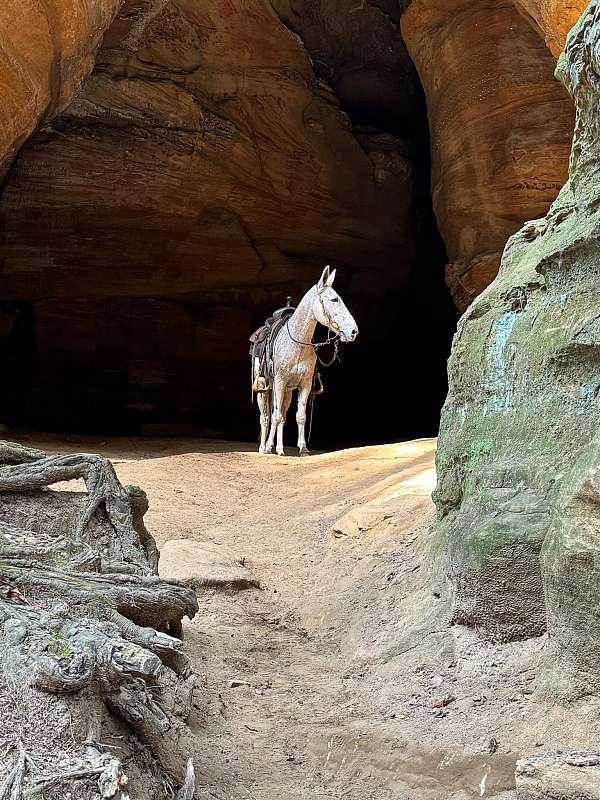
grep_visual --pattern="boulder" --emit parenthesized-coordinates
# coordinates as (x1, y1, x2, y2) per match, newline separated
(159, 539, 259, 591)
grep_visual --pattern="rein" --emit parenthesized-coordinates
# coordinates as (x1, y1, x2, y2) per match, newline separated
(285, 290, 341, 366)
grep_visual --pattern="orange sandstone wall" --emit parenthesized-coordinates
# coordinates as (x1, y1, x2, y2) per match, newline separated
(401, 0, 578, 310)
(513, 0, 588, 56)
(0, 0, 120, 176)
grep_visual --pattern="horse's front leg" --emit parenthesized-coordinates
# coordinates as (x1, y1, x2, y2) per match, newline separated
(297, 376, 313, 457)
(265, 377, 286, 455)
(257, 389, 270, 453)
(277, 389, 293, 456)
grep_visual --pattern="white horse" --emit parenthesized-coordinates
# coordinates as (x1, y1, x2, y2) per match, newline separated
(254, 266, 359, 456)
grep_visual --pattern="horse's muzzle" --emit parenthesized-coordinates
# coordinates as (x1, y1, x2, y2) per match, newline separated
(341, 328, 358, 343)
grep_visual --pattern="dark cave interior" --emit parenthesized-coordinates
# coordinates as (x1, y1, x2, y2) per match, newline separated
(0, 1, 459, 449)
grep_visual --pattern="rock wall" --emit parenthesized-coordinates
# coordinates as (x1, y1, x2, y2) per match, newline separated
(271, 0, 422, 135)
(0, 0, 451, 443)
(0, 0, 120, 177)
(401, 0, 581, 310)
(433, 1, 600, 697)
(514, 0, 588, 55)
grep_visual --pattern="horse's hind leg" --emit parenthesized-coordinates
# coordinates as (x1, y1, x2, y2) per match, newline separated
(265, 378, 286, 455)
(257, 389, 270, 453)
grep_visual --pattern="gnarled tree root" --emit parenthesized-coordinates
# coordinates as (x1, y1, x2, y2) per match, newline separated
(0, 440, 199, 799)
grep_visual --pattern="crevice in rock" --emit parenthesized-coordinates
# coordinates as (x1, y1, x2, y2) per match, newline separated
(268, 0, 458, 444)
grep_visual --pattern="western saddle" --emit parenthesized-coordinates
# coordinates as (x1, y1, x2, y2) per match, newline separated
(249, 298, 296, 393)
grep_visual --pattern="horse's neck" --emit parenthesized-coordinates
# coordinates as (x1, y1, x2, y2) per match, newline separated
(287, 288, 317, 345)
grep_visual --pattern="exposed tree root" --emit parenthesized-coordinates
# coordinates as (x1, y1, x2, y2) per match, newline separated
(0, 441, 199, 799)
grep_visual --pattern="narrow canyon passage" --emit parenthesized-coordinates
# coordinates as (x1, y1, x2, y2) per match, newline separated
(14, 432, 600, 799)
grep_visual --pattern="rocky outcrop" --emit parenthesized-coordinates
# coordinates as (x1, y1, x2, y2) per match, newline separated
(434, 2, 600, 697)
(401, 0, 577, 310)
(0, 0, 120, 177)
(0, 0, 446, 444)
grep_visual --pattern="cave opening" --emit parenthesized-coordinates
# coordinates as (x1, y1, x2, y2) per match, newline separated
(0, 1, 458, 449)
(296, 109, 458, 449)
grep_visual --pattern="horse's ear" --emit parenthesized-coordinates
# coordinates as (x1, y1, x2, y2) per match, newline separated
(326, 268, 336, 287)
(318, 265, 330, 290)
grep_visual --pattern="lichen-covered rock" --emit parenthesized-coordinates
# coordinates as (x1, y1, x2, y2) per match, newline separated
(515, 751, 600, 799)
(433, 1, 600, 690)
(401, 0, 576, 309)
(0, 0, 120, 177)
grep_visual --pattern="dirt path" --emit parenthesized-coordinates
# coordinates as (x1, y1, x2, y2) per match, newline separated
(11, 433, 600, 799)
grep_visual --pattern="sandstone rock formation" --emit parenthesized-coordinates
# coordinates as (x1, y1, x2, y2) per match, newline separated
(271, 0, 423, 135)
(434, 2, 600, 697)
(0, 0, 120, 178)
(159, 539, 259, 591)
(0, 439, 198, 797)
(514, 1, 588, 56)
(401, 0, 580, 310)
(0, 0, 449, 445)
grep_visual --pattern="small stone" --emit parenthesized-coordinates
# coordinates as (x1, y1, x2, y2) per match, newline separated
(229, 679, 251, 688)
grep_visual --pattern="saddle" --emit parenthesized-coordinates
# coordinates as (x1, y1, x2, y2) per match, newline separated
(249, 299, 296, 393)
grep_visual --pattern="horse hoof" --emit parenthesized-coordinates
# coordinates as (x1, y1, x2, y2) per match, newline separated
(299, 448, 310, 457)
(276, 450, 285, 457)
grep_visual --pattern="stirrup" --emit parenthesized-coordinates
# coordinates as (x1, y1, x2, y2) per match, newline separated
(312, 371, 324, 396)
(252, 376, 270, 393)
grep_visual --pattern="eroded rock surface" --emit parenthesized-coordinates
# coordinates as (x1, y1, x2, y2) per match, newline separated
(0, 0, 120, 177)
(401, 0, 576, 309)
(514, 0, 588, 56)
(433, 3, 600, 697)
(271, 0, 423, 135)
(159, 539, 259, 590)
(0, 0, 437, 443)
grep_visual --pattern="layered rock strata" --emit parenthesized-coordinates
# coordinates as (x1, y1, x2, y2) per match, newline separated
(0, 0, 120, 177)
(0, 0, 432, 443)
(401, 0, 579, 309)
(514, 0, 588, 56)
(434, 1, 600, 697)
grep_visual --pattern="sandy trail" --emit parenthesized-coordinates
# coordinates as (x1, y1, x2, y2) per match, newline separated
(10, 433, 600, 799)
(14, 433, 437, 798)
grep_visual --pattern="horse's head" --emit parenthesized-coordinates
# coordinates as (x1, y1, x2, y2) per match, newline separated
(313, 266, 359, 343)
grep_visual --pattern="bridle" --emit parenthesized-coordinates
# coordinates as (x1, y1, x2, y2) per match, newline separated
(285, 288, 341, 366)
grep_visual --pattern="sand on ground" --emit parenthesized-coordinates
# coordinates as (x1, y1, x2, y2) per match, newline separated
(10, 433, 600, 800)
